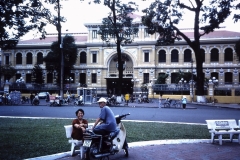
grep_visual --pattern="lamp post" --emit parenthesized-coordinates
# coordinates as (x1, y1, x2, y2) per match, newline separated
(32, 0, 64, 99)
(190, 58, 194, 102)
(209, 77, 218, 104)
(179, 78, 186, 97)
(151, 77, 157, 98)
(131, 77, 139, 102)
(16, 77, 25, 92)
(66, 77, 73, 92)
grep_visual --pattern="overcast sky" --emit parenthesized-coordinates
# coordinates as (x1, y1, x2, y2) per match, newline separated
(22, 0, 240, 39)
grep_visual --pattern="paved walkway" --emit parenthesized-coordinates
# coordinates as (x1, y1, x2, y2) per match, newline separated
(26, 101, 240, 160)
(28, 140, 240, 160)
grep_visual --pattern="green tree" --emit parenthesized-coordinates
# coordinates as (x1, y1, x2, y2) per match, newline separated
(0, 64, 17, 81)
(155, 73, 169, 84)
(235, 39, 240, 62)
(43, 35, 77, 85)
(0, 0, 59, 49)
(142, 0, 238, 98)
(93, 0, 138, 95)
(31, 64, 44, 88)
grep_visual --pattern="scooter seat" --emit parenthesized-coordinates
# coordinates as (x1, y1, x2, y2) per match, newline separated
(108, 128, 120, 140)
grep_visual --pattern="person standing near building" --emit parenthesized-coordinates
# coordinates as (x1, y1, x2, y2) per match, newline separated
(182, 96, 187, 109)
(30, 93, 34, 105)
(125, 93, 130, 106)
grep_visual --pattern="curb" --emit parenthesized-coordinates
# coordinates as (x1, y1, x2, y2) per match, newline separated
(25, 139, 240, 160)
(25, 139, 211, 160)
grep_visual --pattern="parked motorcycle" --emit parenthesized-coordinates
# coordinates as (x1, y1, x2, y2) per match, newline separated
(74, 99, 84, 106)
(32, 96, 40, 106)
(21, 96, 29, 104)
(82, 113, 130, 160)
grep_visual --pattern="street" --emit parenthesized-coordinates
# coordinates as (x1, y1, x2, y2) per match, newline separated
(0, 100, 239, 124)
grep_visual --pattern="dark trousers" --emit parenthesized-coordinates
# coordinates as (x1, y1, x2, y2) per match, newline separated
(182, 104, 186, 109)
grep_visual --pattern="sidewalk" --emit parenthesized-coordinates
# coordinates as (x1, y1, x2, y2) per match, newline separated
(95, 100, 240, 110)
(28, 139, 240, 160)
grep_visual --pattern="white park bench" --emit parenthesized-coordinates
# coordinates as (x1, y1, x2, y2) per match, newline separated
(64, 123, 94, 156)
(205, 119, 240, 145)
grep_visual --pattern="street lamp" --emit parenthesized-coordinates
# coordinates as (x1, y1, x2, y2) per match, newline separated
(66, 77, 73, 92)
(131, 77, 139, 101)
(209, 77, 218, 104)
(179, 78, 186, 97)
(16, 77, 25, 92)
(190, 58, 194, 102)
(150, 77, 157, 98)
(32, 0, 64, 99)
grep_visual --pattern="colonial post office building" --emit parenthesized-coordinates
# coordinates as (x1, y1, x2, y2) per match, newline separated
(1, 22, 240, 102)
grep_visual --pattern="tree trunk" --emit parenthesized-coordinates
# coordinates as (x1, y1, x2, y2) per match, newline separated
(192, 45, 204, 96)
(116, 40, 123, 96)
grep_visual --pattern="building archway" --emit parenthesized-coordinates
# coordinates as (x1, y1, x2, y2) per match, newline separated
(106, 53, 134, 96)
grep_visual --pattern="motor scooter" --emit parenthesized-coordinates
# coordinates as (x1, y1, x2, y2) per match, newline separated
(82, 113, 130, 160)
(32, 96, 40, 106)
(74, 99, 84, 105)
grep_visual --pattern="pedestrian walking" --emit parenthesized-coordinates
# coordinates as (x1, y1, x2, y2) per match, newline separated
(30, 93, 35, 105)
(125, 93, 130, 106)
(182, 96, 187, 109)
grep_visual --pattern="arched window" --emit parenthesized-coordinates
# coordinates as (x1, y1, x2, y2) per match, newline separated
(26, 52, 32, 64)
(16, 53, 22, 64)
(158, 50, 166, 63)
(171, 49, 178, 62)
(200, 49, 205, 62)
(210, 48, 219, 62)
(225, 72, 233, 84)
(224, 48, 233, 62)
(37, 52, 43, 64)
(80, 52, 87, 64)
(184, 49, 192, 62)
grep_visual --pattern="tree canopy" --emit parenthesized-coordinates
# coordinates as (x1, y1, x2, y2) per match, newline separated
(43, 35, 77, 84)
(142, 0, 239, 97)
(93, 0, 138, 95)
(0, 64, 17, 81)
(31, 64, 44, 85)
(0, 0, 66, 49)
(155, 73, 169, 84)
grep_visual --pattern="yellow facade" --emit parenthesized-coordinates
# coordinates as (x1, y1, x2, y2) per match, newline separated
(0, 27, 240, 97)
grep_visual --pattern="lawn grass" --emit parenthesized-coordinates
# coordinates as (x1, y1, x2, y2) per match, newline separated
(0, 118, 210, 160)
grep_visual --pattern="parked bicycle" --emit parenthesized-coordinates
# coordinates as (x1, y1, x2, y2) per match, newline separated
(163, 98, 182, 108)
(171, 100, 182, 108)
(206, 97, 218, 103)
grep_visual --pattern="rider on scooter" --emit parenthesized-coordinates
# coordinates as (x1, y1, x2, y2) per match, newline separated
(78, 95, 83, 105)
(92, 97, 118, 135)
